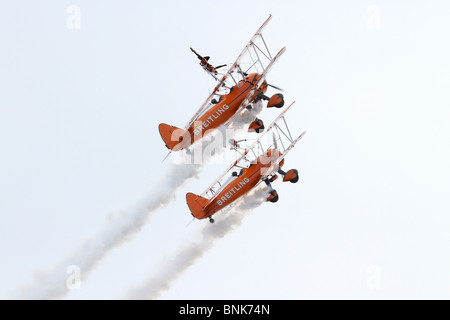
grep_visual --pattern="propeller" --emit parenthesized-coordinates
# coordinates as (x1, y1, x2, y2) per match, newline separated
(266, 83, 284, 92)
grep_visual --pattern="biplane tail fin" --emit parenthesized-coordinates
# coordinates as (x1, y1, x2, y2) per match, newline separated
(186, 192, 210, 220)
(158, 123, 190, 151)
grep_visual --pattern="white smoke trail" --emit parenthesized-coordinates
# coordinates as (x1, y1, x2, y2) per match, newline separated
(8, 132, 225, 300)
(229, 101, 263, 131)
(125, 186, 268, 300)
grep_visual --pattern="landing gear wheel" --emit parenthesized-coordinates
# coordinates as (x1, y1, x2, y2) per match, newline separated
(282, 169, 299, 183)
(267, 190, 279, 203)
(208, 217, 215, 224)
(248, 118, 265, 133)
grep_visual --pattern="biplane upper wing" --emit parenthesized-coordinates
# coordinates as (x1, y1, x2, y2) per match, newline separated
(183, 15, 274, 131)
(201, 101, 304, 199)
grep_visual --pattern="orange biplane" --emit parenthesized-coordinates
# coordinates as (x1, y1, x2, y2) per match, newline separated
(186, 102, 306, 223)
(159, 15, 286, 155)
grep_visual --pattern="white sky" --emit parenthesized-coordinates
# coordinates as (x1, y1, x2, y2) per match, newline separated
(1, 0, 450, 299)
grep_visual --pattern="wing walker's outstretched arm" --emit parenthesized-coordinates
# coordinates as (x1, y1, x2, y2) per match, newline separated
(190, 47, 225, 80)
(190, 47, 209, 61)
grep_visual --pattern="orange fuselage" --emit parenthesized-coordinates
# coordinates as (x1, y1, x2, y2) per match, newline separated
(188, 73, 267, 147)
